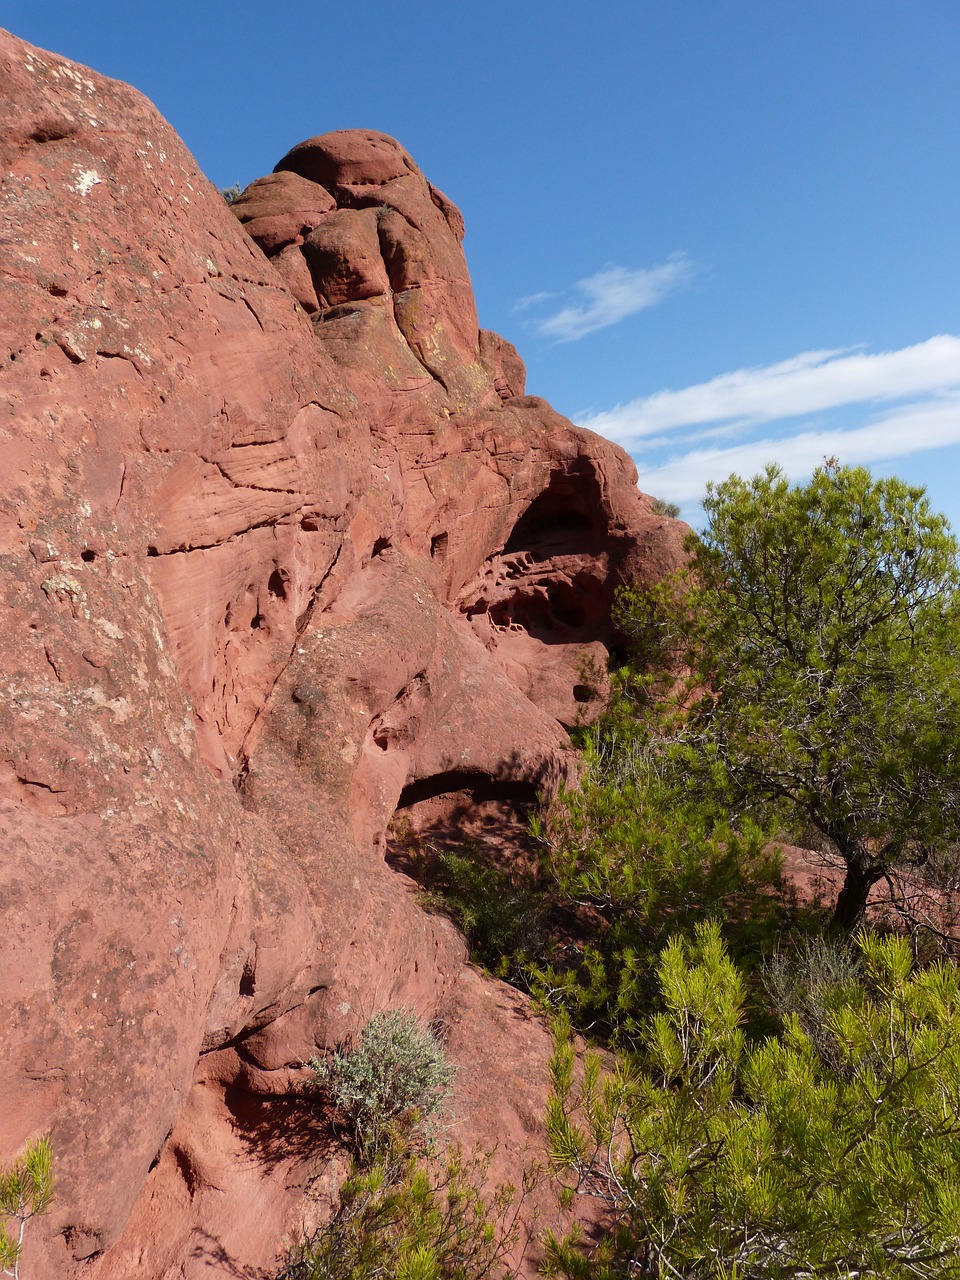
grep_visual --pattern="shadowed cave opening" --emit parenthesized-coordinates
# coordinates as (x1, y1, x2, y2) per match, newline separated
(503, 466, 607, 561)
(479, 577, 593, 643)
(459, 464, 615, 666)
(386, 768, 543, 882)
(394, 769, 540, 811)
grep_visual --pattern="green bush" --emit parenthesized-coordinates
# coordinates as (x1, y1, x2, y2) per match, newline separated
(528, 758, 791, 1047)
(402, 839, 548, 986)
(310, 1011, 455, 1158)
(397, 766, 793, 1049)
(278, 1143, 525, 1280)
(293, 1012, 532, 1279)
(544, 924, 960, 1278)
(648, 497, 680, 519)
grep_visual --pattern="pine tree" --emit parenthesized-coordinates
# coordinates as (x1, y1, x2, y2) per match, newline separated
(618, 463, 960, 930)
(545, 924, 960, 1278)
(0, 1137, 54, 1280)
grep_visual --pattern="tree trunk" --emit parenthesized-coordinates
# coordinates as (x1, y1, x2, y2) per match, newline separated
(832, 855, 884, 932)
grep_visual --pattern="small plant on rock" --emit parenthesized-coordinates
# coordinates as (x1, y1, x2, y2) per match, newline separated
(649, 497, 680, 519)
(310, 1010, 455, 1158)
(1, 1137, 54, 1280)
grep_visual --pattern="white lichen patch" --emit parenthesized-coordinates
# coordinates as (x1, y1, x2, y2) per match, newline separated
(95, 618, 124, 641)
(49, 61, 99, 94)
(73, 168, 103, 197)
(81, 687, 133, 722)
(42, 573, 84, 603)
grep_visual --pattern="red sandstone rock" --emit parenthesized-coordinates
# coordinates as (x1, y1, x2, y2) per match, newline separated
(228, 170, 336, 253)
(276, 130, 416, 190)
(0, 29, 686, 1279)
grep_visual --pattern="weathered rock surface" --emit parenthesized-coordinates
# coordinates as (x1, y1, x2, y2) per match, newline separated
(0, 29, 685, 1278)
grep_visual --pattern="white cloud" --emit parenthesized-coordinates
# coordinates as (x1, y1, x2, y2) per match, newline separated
(634, 391, 960, 505)
(583, 335, 960, 443)
(532, 253, 693, 342)
(512, 290, 558, 312)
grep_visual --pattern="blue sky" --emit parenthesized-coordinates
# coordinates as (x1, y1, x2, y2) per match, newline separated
(6, 1, 960, 528)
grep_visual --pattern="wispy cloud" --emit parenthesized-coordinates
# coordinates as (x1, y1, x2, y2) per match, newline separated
(574, 335, 960, 518)
(582, 335, 960, 443)
(635, 391, 960, 505)
(523, 253, 694, 343)
(512, 290, 558, 312)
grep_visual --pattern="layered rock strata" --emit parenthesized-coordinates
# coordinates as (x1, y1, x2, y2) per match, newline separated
(0, 29, 684, 1278)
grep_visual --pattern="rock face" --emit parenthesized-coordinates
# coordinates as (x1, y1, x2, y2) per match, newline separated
(0, 29, 685, 1279)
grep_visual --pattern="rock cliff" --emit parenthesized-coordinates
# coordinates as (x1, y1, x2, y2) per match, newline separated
(0, 29, 684, 1278)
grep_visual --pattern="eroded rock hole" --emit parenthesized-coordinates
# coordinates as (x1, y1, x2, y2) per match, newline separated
(172, 1145, 202, 1197)
(396, 769, 539, 811)
(430, 532, 449, 560)
(489, 583, 588, 643)
(239, 961, 256, 998)
(267, 569, 287, 601)
(551, 595, 586, 629)
(371, 537, 392, 557)
(80, 549, 96, 563)
(386, 769, 545, 901)
(502, 464, 608, 563)
(31, 121, 78, 144)
(505, 501, 596, 560)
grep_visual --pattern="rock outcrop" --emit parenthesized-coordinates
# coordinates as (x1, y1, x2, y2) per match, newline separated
(0, 29, 685, 1278)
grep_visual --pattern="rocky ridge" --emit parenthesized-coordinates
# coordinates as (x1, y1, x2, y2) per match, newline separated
(0, 29, 685, 1279)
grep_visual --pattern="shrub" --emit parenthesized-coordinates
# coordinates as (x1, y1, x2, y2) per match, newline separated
(529, 761, 790, 1047)
(0, 1136, 54, 1280)
(278, 1143, 525, 1280)
(310, 1011, 455, 1158)
(221, 183, 243, 204)
(648, 497, 680, 519)
(398, 761, 793, 1049)
(402, 839, 548, 986)
(544, 925, 960, 1278)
